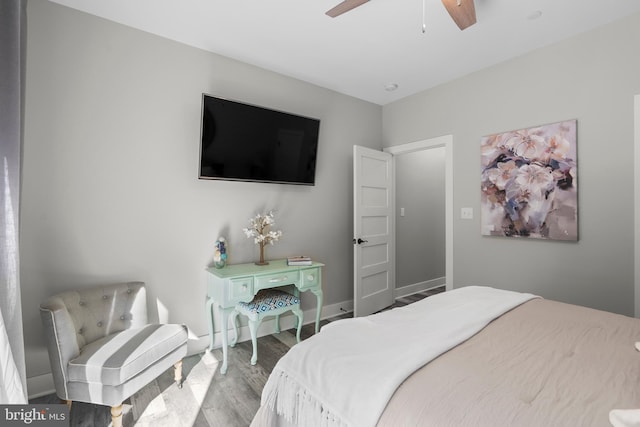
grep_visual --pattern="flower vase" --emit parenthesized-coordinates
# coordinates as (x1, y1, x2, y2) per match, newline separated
(255, 242, 269, 266)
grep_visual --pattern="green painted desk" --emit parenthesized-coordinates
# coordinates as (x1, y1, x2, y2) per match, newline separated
(205, 259, 324, 374)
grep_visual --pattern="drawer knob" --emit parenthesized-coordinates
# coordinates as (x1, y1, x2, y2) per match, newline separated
(307, 275, 315, 281)
(269, 276, 288, 283)
(242, 284, 248, 290)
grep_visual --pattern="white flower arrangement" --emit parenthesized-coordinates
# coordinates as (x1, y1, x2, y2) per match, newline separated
(243, 211, 282, 265)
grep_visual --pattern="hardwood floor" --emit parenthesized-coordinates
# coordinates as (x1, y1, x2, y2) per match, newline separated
(30, 286, 444, 426)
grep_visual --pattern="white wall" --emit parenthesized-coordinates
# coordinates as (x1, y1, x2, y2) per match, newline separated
(395, 148, 446, 289)
(22, 1, 382, 384)
(383, 12, 640, 315)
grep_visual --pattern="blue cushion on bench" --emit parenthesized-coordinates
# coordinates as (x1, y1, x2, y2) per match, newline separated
(237, 289, 300, 314)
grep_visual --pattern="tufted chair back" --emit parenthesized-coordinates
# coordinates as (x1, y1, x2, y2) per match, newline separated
(40, 282, 148, 399)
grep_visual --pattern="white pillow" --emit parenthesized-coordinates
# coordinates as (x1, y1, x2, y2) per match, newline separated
(610, 409, 640, 427)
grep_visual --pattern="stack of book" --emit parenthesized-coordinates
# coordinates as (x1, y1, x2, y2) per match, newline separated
(287, 256, 312, 266)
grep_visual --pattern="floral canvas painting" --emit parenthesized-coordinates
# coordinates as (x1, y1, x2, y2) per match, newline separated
(480, 119, 577, 241)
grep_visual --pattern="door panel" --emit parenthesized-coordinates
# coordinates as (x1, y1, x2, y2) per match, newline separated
(353, 145, 394, 317)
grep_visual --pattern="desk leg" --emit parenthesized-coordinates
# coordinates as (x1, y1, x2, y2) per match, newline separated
(220, 307, 233, 374)
(205, 297, 215, 351)
(292, 287, 300, 329)
(310, 288, 323, 334)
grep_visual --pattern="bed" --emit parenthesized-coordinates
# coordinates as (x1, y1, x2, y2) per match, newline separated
(250, 286, 640, 427)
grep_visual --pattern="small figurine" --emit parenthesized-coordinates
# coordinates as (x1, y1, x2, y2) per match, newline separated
(214, 237, 227, 268)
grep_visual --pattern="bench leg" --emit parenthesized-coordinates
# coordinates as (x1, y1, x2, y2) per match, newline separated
(274, 314, 281, 333)
(248, 319, 259, 365)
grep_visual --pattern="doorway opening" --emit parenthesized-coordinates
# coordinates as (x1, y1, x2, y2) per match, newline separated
(385, 135, 453, 293)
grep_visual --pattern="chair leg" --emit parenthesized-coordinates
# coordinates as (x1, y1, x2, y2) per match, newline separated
(111, 404, 123, 427)
(248, 319, 259, 365)
(174, 360, 183, 389)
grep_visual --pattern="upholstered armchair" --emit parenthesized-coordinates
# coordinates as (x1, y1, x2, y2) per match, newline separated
(39, 282, 188, 427)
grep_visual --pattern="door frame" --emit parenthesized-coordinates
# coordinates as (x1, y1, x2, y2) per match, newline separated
(634, 94, 639, 317)
(385, 134, 454, 291)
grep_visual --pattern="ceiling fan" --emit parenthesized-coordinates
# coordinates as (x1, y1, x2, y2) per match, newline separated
(325, 0, 477, 31)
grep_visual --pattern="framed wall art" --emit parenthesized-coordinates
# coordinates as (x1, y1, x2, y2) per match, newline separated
(480, 119, 578, 241)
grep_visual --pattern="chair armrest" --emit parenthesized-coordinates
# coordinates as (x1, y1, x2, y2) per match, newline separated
(40, 296, 81, 399)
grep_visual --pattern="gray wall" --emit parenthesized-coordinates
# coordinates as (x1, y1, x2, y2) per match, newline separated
(383, 12, 640, 315)
(395, 148, 446, 289)
(22, 1, 382, 381)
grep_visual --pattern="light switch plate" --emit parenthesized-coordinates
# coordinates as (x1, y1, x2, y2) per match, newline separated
(461, 207, 473, 219)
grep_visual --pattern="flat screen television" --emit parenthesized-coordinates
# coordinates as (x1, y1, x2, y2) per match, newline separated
(199, 94, 321, 185)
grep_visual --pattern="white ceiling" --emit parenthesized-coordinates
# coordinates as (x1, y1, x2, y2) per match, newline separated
(49, 0, 640, 105)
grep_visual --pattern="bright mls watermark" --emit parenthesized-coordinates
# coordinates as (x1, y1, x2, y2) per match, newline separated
(1, 405, 68, 426)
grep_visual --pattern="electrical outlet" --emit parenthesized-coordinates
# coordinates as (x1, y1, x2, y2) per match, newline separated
(461, 207, 473, 219)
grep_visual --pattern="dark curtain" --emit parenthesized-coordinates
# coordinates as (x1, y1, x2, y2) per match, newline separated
(0, 0, 27, 404)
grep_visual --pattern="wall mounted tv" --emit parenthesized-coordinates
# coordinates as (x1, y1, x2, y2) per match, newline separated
(199, 94, 321, 185)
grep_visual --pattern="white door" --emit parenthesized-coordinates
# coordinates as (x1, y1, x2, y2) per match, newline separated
(353, 145, 395, 317)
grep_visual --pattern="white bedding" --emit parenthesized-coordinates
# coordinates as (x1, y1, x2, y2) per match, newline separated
(256, 286, 538, 427)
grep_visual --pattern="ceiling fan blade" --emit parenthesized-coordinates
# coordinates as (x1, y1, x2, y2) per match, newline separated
(326, 0, 370, 18)
(441, 0, 476, 30)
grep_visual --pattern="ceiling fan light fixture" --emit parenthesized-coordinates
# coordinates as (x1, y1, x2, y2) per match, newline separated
(326, 0, 370, 18)
(441, 0, 476, 30)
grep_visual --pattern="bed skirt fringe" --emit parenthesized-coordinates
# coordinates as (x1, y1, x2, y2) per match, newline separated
(262, 369, 348, 427)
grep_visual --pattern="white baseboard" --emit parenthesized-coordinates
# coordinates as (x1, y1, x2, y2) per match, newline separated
(394, 277, 445, 299)
(319, 298, 354, 318)
(27, 372, 56, 400)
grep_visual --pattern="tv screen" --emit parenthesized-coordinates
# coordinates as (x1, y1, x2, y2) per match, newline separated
(199, 94, 320, 185)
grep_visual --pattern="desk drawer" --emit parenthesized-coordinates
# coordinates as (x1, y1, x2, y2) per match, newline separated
(229, 277, 254, 301)
(299, 267, 321, 290)
(255, 271, 297, 291)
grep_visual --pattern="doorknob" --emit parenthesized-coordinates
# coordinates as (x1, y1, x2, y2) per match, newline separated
(353, 238, 368, 245)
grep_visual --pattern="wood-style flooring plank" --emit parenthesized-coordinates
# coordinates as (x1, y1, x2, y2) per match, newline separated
(271, 328, 299, 348)
(131, 376, 164, 420)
